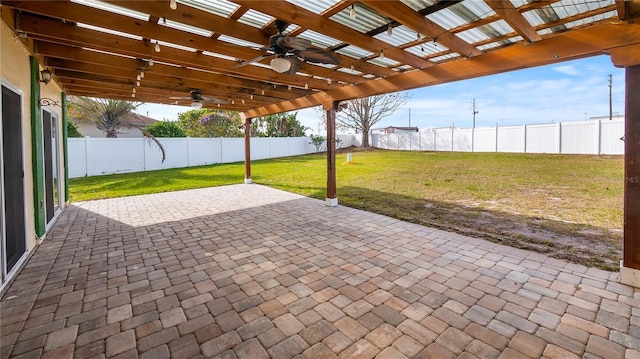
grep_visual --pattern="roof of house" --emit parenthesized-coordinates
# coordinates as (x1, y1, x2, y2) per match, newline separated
(125, 113, 159, 126)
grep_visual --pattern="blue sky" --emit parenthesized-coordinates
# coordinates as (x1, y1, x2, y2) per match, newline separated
(137, 55, 625, 133)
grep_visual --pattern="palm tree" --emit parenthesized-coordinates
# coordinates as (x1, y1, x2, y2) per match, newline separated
(69, 97, 166, 162)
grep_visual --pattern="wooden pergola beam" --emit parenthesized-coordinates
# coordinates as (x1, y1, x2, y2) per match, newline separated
(485, 0, 542, 43)
(233, 0, 433, 70)
(361, 0, 482, 58)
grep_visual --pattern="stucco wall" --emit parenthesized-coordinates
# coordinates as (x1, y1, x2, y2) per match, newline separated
(1, 23, 65, 254)
(2, 23, 37, 252)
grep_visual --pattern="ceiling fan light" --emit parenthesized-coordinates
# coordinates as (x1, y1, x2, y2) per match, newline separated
(191, 101, 203, 109)
(270, 57, 291, 73)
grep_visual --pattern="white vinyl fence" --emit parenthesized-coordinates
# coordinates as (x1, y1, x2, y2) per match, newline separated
(372, 118, 624, 155)
(68, 135, 357, 178)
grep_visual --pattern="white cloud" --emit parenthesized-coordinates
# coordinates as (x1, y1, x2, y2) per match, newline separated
(552, 65, 580, 76)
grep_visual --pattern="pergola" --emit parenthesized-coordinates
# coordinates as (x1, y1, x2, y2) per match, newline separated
(3, 0, 640, 284)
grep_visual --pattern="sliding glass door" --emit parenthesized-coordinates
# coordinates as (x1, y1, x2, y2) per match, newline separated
(1, 84, 26, 281)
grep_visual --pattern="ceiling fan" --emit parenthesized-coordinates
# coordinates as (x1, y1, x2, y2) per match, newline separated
(169, 89, 228, 109)
(234, 20, 340, 75)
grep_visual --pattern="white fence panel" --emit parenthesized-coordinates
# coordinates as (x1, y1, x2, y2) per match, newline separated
(220, 138, 244, 163)
(288, 137, 312, 156)
(403, 132, 420, 151)
(526, 124, 558, 153)
(337, 134, 352, 148)
(251, 138, 271, 160)
(68, 139, 88, 177)
(601, 120, 625, 155)
(145, 138, 188, 171)
(561, 121, 598, 154)
(474, 127, 496, 152)
(69, 136, 357, 178)
(397, 133, 412, 150)
(388, 134, 400, 150)
(419, 131, 436, 151)
(371, 119, 624, 156)
(352, 133, 363, 147)
(87, 138, 145, 176)
(188, 138, 220, 166)
(453, 129, 472, 152)
(497, 126, 524, 153)
(435, 129, 453, 151)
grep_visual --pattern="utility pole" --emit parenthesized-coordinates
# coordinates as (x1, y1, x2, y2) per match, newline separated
(609, 74, 613, 121)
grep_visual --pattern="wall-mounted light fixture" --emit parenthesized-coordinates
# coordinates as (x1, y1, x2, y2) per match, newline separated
(40, 69, 53, 85)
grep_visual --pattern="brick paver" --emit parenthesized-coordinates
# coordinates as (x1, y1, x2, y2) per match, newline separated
(1, 184, 639, 358)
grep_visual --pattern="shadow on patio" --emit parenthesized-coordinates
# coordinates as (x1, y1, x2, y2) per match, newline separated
(1, 184, 638, 358)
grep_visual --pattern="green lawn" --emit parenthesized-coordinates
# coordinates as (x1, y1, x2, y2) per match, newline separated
(70, 149, 624, 270)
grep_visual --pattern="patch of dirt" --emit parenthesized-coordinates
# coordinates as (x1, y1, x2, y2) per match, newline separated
(394, 202, 622, 271)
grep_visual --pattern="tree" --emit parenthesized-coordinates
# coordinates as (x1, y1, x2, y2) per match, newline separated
(69, 96, 165, 161)
(177, 109, 242, 138)
(335, 93, 409, 147)
(146, 121, 186, 137)
(309, 134, 326, 152)
(67, 120, 82, 138)
(251, 112, 307, 137)
(71, 97, 138, 138)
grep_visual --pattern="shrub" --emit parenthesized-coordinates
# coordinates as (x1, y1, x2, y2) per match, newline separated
(146, 121, 186, 137)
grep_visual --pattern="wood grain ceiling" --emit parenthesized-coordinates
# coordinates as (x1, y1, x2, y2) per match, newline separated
(2, 0, 639, 119)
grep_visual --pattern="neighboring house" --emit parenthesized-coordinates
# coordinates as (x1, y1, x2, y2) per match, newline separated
(373, 126, 419, 133)
(74, 112, 159, 138)
(1, 23, 67, 290)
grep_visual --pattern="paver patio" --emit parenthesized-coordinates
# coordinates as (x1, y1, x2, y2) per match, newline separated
(1, 184, 639, 359)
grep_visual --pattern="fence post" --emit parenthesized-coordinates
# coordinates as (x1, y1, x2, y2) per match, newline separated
(596, 119, 602, 155)
(84, 136, 90, 177)
(186, 137, 190, 167)
(142, 138, 147, 170)
(495, 124, 499, 152)
(557, 122, 562, 154)
(471, 127, 475, 153)
(523, 125, 527, 153)
(434, 129, 437, 151)
(451, 127, 454, 152)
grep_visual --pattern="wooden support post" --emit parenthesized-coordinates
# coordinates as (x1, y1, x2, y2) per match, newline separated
(243, 116, 252, 184)
(326, 103, 337, 206)
(621, 64, 640, 287)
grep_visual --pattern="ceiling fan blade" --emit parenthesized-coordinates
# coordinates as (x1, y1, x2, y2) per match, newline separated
(169, 96, 191, 100)
(277, 36, 311, 51)
(298, 48, 340, 65)
(286, 56, 302, 75)
(201, 97, 229, 105)
(233, 53, 275, 68)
